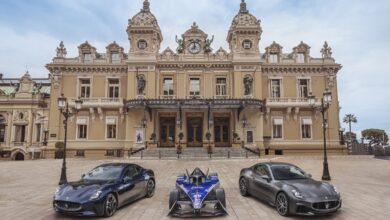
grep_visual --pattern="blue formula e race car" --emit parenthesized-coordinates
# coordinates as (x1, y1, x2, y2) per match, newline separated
(168, 167, 227, 217)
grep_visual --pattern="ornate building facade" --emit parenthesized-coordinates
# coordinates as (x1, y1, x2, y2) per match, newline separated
(44, 0, 344, 158)
(0, 72, 50, 160)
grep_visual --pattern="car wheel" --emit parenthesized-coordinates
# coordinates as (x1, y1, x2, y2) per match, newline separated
(239, 177, 249, 196)
(276, 192, 289, 216)
(103, 193, 118, 217)
(215, 188, 226, 209)
(145, 179, 155, 198)
(169, 189, 179, 210)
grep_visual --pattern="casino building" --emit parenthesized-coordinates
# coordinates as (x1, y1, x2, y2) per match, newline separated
(43, 0, 345, 158)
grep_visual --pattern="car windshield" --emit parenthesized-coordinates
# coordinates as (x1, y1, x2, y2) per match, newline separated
(83, 165, 123, 181)
(271, 164, 309, 180)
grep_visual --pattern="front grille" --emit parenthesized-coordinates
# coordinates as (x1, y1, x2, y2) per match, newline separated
(296, 205, 312, 214)
(312, 201, 339, 210)
(55, 200, 82, 211)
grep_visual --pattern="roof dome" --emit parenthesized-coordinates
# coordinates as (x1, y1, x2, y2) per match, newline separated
(128, 0, 160, 30)
(230, 0, 261, 30)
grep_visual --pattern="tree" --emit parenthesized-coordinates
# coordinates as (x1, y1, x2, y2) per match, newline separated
(361, 129, 388, 145)
(344, 131, 357, 142)
(343, 114, 357, 141)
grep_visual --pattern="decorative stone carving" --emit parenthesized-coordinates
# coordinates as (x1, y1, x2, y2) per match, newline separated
(56, 41, 67, 58)
(161, 47, 176, 60)
(106, 41, 124, 59)
(204, 35, 214, 53)
(78, 41, 96, 60)
(136, 73, 146, 95)
(175, 36, 185, 54)
(321, 41, 332, 58)
(50, 71, 61, 89)
(214, 47, 228, 60)
(243, 75, 253, 96)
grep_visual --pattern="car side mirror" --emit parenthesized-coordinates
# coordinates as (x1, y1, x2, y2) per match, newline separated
(122, 176, 132, 183)
(260, 175, 271, 182)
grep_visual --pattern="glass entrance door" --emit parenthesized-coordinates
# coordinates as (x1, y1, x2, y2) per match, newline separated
(187, 117, 203, 147)
(160, 117, 175, 147)
(214, 117, 230, 147)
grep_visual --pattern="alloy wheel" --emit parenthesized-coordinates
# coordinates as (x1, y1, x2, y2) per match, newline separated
(146, 180, 155, 197)
(276, 193, 288, 216)
(104, 194, 117, 217)
(239, 178, 248, 196)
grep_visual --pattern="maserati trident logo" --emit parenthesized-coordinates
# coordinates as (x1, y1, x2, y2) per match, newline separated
(66, 196, 70, 200)
(64, 203, 69, 209)
(325, 202, 330, 209)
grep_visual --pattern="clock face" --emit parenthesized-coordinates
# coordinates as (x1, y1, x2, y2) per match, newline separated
(188, 42, 201, 54)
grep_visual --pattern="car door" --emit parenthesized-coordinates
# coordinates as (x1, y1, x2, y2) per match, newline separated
(117, 165, 143, 205)
(251, 165, 274, 202)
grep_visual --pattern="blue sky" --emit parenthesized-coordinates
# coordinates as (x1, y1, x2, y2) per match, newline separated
(0, 0, 389, 136)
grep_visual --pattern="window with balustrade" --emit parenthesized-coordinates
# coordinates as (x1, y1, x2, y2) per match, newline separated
(298, 79, 310, 98)
(163, 77, 174, 96)
(189, 78, 200, 96)
(106, 117, 117, 139)
(108, 79, 119, 98)
(79, 79, 91, 98)
(216, 77, 227, 96)
(270, 79, 281, 98)
(76, 117, 88, 139)
(111, 53, 120, 64)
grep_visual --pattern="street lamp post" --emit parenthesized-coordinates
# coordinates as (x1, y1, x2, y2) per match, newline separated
(308, 89, 332, 181)
(58, 94, 83, 185)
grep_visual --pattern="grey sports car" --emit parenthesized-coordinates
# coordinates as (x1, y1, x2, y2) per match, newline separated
(239, 162, 341, 216)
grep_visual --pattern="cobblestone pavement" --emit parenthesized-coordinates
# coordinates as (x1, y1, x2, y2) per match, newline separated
(0, 155, 389, 220)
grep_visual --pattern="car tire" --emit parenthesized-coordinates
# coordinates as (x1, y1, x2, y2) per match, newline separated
(145, 179, 155, 198)
(276, 192, 289, 216)
(215, 188, 226, 209)
(103, 193, 118, 217)
(239, 177, 249, 196)
(169, 189, 179, 210)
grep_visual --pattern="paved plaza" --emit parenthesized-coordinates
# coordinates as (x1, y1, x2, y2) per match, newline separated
(0, 155, 389, 220)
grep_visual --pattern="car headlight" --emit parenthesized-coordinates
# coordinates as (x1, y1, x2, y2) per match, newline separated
(332, 186, 340, 195)
(291, 189, 303, 199)
(54, 187, 61, 196)
(89, 190, 102, 200)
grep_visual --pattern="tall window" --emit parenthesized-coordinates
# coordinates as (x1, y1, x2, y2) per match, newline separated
(106, 117, 117, 139)
(163, 77, 174, 96)
(216, 78, 227, 96)
(80, 79, 91, 98)
(296, 52, 305, 63)
(189, 78, 200, 96)
(83, 53, 92, 64)
(298, 79, 310, 98)
(35, 123, 41, 142)
(77, 118, 88, 139)
(246, 131, 254, 143)
(108, 79, 119, 98)
(270, 79, 281, 98)
(269, 53, 278, 63)
(111, 53, 120, 64)
(301, 118, 312, 139)
(272, 118, 283, 138)
(14, 125, 26, 142)
(0, 115, 6, 143)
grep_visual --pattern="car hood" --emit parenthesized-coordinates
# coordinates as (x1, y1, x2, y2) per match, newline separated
(280, 179, 337, 198)
(176, 180, 219, 210)
(56, 179, 113, 202)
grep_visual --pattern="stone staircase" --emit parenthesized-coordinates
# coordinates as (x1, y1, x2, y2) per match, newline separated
(129, 147, 260, 159)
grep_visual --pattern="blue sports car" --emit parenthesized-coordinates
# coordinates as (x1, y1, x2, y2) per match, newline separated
(53, 163, 155, 217)
(168, 167, 227, 217)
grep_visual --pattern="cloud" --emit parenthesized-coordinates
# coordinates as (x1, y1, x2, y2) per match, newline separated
(0, 0, 389, 135)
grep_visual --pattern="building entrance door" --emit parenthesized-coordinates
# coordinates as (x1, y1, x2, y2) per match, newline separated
(159, 117, 175, 147)
(214, 117, 230, 147)
(187, 117, 203, 147)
